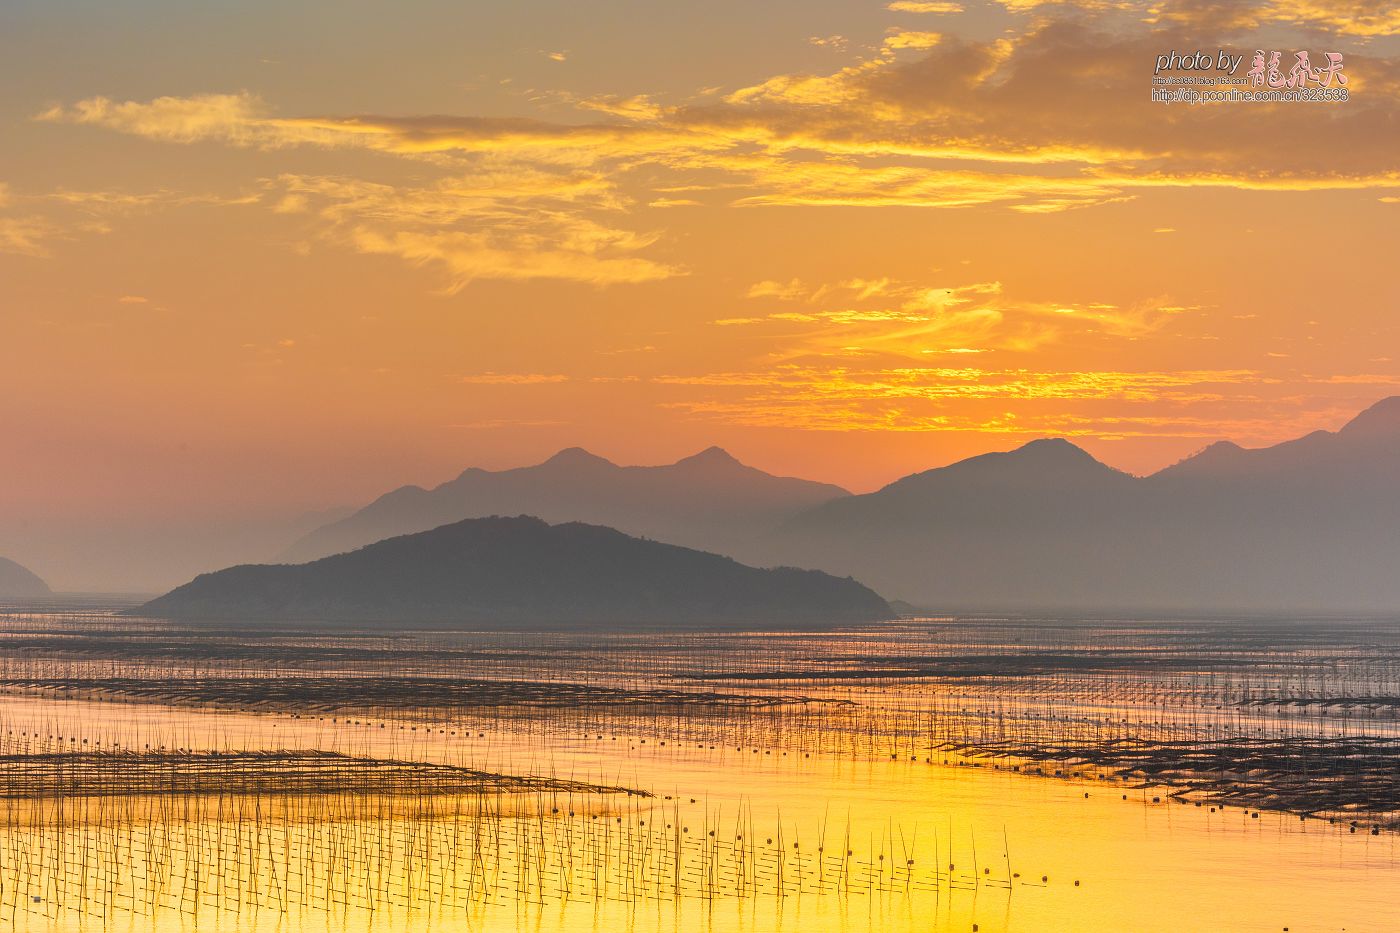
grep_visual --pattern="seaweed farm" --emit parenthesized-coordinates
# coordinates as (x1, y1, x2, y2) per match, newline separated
(0, 606, 1398, 931)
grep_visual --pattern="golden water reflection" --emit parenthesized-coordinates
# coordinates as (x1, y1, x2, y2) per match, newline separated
(0, 613, 1396, 932)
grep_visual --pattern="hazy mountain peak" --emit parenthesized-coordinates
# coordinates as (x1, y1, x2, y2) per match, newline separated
(979, 437, 1120, 477)
(870, 436, 1123, 502)
(674, 446, 742, 468)
(1155, 439, 1247, 476)
(540, 447, 615, 468)
(1015, 437, 1096, 461)
(1153, 397, 1400, 483)
(1339, 395, 1400, 437)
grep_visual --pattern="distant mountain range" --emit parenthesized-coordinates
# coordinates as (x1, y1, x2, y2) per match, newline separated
(760, 396, 1400, 613)
(144, 516, 889, 628)
(0, 557, 50, 598)
(266, 396, 1400, 614)
(279, 447, 848, 564)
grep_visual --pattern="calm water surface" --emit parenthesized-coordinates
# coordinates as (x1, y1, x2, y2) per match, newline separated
(0, 608, 1395, 932)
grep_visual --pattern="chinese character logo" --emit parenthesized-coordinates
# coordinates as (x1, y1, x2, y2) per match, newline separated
(1248, 50, 1346, 89)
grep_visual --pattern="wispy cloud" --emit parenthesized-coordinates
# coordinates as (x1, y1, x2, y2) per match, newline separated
(0, 180, 260, 259)
(270, 170, 678, 288)
(0, 216, 64, 257)
(730, 276, 1189, 362)
(455, 372, 570, 384)
(655, 364, 1271, 433)
(1150, 0, 1400, 36)
(883, 30, 943, 50)
(746, 279, 810, 300)
(887, 2, 965, 13)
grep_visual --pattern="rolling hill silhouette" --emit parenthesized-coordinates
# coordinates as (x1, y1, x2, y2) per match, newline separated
(760, 397, 1400, 613)
(279, 447, 847, 564)
(0, 557, 51, 598)
(145, 515, 889, 628)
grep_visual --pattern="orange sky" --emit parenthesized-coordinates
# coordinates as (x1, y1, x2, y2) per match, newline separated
(2, 0, 1399, 586)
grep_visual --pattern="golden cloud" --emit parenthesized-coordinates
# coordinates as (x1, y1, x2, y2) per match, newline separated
(455, 373, 571, 384)
(351, 227, 675, 289)
(1267, 0, 1400, 36)
(0, 216, 63, 258)
(270, 169, 678, 289)
(1151, 0, 1400, 36)
(883, 30, 944, 50)
(37, 93, 269, 145)
(887, 2, 965, 12)
(726, 276, 1192, 366)
(654, 364, 1272, 433)
(35, 9, 1400, 287)
(746, 279, 810, 300)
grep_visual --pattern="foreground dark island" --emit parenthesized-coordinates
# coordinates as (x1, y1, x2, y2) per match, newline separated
(137, 515, 890, 628)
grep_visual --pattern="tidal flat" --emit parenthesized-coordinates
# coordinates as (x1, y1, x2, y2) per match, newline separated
(0, 606, 1396, 932)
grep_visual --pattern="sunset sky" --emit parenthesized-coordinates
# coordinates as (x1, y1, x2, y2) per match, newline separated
(3, 0, 1398, 588)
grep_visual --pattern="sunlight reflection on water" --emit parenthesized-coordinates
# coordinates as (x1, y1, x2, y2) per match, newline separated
(0, 610, 1395, 932)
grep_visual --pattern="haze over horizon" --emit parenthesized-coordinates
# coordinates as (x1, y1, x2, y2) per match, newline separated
(7, 395, 1399, 594)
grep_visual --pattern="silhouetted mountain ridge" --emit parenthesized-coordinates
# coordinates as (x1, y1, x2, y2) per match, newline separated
(144, 516, 889, 628)
(280, 448, 848, 564)
(757, 396, 1400, 613)
(881, 437, 1132, 491)
(1340, 394, 1400, 436)
(269, 397, 1400, 614)
(1153, 398, 1400, 485)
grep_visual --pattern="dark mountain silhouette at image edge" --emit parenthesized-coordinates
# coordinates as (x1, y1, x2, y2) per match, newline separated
(140, 516, 890, 628)
(278, 447, 847, 564)
(0, 557, 50, 598)
(756, 396, 1400, 613)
